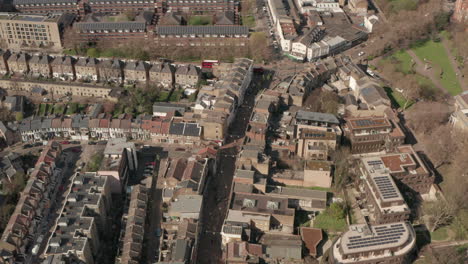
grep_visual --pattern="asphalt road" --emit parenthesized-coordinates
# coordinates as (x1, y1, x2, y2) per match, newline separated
(195, 78, 261, 264)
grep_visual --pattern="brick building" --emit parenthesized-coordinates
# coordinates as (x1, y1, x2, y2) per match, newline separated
(343, 116, 405, 154)
(359, 156, 410, 225)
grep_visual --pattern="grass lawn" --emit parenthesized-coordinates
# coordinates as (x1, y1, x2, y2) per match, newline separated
(38, 104, 47, 116)
(313, 212, 347, 232)
(156, 91, 170, 102)
(188, 16, 212, 25)
(392, 50, 414, 74)
(242, 15, 256, 28)
(384, 87, 413, 109)
(169, 89, 183, 102)
(44, 104, 52, 115)
(53, 104, 65, 115)
(412, 40, 462, 95)
(431, 227, 449, 241)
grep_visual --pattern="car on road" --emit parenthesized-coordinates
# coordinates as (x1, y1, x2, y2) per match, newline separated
(358, 51, 365, 57)
(23, 144, 33, 149)
(70, 141, 80, 144)
(61, 141, 70, 144)
(33, 142, 43, 147)
(155, 228, 162, 237)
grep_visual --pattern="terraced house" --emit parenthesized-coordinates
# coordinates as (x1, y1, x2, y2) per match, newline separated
(0, 49, 10, 74)
(124, 60, 149, 83)
(74, 20, 149, 42)
(74, 57, 100, 81)
(51, 55, 76, 79)
(0, 142, 63, 262)
(148, 62, 175, 87)
(15, 113, 204, 145)
(165, 0, 239, 13)
(154, 25, 249, 48)
(7, 52, 30, 74)
(28, 53, 52, 77)
(12, 0, 82, 15)
(175, 64, 200, 87)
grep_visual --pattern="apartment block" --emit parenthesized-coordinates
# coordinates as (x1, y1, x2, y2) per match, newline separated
(12, 0, 82, 15)
(359, 157, 410, 224)
(363, 145, 434, 194)
(296, 127, 337, 160)
(332, 222, 416, 264)
(0, 13, 75, 52)
(344, 116, 405, 154)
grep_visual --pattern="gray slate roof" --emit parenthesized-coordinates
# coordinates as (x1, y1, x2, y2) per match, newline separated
(156, 25, 249, 36)
(14, 0, 77, 4)
(75, 22, 146, 31)
(296, 110, 339, 124)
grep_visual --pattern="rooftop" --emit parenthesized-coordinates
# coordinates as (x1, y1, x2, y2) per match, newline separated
(336, 222, 415, 256)
(346, 116, 391, 130)
(296, 110, 339, 125)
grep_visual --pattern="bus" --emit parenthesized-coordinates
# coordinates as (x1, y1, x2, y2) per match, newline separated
(202, 60, 219, 69)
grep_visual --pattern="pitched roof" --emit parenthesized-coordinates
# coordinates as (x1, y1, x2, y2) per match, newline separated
(215, 11, 235, 25)
(75, 21, 146, 31)
(155, 25, 249, 36)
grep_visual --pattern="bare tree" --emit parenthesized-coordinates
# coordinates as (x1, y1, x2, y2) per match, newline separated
(423, 198, 455, 232)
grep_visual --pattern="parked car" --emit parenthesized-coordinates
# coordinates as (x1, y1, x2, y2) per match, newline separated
(61, 141, 70, 144)
(23, 144, 33, 149)
(71, 148, 81, 153)
(88, 141, 97, 145)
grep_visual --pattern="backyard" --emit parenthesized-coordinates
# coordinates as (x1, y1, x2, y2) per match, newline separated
(242, 15, 256, 28)
(188, 16, 212, 25)
(37, 103, 87, 116)
(312, 202, 348, 233)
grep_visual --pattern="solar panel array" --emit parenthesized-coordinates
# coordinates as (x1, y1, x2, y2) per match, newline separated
(354, 119, 377, 127)
(346, 224, 406, 250)
(367, 160, 383, 166)
(304, 132, 325, 138)
(373, 176, 399, 200)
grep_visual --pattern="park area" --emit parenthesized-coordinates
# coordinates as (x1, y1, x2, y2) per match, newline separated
(411, 39, 462, 95)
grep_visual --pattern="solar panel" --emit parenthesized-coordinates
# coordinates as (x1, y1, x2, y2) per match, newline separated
(373, 176, 400, 200)
(346, 224, 408, 250)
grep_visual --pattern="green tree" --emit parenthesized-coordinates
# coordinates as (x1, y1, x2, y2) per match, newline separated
(15, 112, 23, 121)
(86, 153, 104, 172)
(86, 48, 100, 58)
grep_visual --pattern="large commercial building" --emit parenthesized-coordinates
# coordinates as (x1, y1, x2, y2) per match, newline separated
(0, 13, 75, 52)
(332, 222, 416, 264)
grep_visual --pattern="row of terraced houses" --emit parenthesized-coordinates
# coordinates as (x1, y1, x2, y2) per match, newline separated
(0, 49, 201, 86)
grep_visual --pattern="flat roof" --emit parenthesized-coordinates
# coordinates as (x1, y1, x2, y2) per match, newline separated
(339, 222, 413, 254)
(346, 116, 391, 130)
(296, 110, 339, 124)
